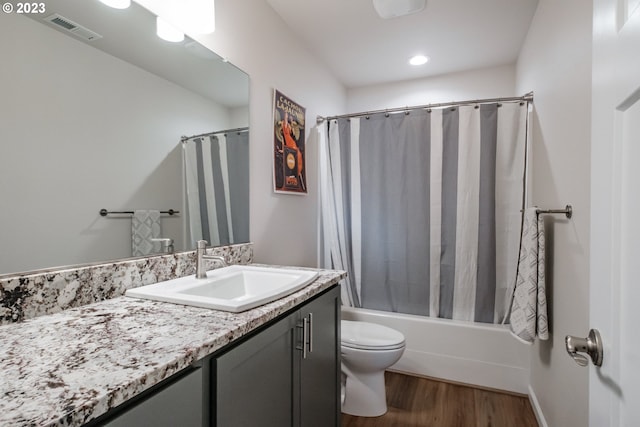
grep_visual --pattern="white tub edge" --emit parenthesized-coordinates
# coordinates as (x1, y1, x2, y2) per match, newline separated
(341, 306, 531, 394)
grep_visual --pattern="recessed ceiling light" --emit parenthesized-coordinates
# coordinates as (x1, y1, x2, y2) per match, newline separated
(409, 55, 429, 66)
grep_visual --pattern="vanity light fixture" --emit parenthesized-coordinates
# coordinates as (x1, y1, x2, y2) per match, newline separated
(98, 0, 131, 9)
(409, 55, 429, 66)
(156, 16, 185, 42)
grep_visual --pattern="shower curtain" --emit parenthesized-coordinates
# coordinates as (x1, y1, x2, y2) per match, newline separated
(183, 131, 249, 248)
(319, 102, 528, 324)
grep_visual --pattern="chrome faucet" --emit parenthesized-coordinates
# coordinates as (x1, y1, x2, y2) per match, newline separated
(195, 240, 227, 279)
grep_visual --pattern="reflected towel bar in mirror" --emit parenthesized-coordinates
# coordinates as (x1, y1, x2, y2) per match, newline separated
(520, 204, 572, 219)
(99, 209, 180, 216)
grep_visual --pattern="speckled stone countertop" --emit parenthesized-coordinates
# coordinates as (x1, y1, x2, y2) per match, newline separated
(0, 268, 345, 427)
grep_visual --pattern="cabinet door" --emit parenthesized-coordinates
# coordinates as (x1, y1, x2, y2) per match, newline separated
(102, 367, 203, 427)
(299, 287, 340, 427)
(214, 311, 299, 427)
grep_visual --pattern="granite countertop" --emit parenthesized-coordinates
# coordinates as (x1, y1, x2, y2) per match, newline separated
(0, 268, 345, 427)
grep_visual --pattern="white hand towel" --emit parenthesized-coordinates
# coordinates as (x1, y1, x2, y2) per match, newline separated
(132, 210, 161, 256)
(508, 207, 549, 344)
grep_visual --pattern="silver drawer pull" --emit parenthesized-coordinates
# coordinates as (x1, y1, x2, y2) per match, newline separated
(307, 313, 313, 354)
(297, 318, 309, 359)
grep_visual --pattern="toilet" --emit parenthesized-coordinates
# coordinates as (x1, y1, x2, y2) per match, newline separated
(340, 320, 406, 417)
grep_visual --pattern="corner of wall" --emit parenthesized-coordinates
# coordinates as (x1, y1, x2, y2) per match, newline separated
(528, 384, 550, 427)
(514, 1, 593, 426)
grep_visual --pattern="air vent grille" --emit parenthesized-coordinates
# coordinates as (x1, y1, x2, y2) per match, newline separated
(43, 14, 103, 42)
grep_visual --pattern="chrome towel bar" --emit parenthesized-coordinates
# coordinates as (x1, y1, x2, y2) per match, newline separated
(99, 209, 180, 217)
(521, 205, 572, 219)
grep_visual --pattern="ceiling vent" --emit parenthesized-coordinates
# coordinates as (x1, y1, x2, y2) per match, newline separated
(43, 14, 103, 42)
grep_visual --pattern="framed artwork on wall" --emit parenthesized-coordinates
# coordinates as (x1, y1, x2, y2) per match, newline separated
(273, 89, 307, 195)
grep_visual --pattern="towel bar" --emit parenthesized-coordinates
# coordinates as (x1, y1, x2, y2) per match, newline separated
(521, 205, 572, 219)
(99, 209, 180, 217)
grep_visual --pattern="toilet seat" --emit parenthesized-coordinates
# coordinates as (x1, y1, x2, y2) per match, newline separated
(342, 341, 405, 351)
(341, 320, 405, 351)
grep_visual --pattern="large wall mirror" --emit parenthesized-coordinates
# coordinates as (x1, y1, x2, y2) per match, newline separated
(0, 0, 250, 276)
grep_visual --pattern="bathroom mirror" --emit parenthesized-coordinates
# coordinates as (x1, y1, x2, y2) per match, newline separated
(0, 0, 250, 276)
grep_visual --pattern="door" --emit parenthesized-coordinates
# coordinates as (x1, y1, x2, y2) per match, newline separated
(299, 287, 341, 427)
(102, 367, 203, 427)
(591, 0, 640, 425)
(215, 311, 299, 427)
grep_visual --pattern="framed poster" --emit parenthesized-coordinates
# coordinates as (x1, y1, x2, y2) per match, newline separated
(273, 89, 307, 194)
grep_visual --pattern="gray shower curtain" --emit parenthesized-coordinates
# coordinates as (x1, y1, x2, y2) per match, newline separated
(183, 131, 249, 248)
(319, 102, 528, 324)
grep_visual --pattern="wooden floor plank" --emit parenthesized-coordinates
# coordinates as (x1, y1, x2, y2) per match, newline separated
(342, 372, 539, 427)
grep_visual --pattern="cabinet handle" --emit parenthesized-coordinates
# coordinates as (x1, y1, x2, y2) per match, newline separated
(297, 318, 309, 359)
(307, 313, 313, 354)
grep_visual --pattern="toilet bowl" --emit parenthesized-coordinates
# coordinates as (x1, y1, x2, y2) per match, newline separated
(341, 320, 406, 417)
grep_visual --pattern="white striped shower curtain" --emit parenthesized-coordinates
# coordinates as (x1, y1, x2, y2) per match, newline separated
(183, 132, 249, 248)
(319, 102, 528, 323)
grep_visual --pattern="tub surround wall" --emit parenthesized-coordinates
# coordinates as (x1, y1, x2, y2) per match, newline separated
(0, 267, 344, 427)
(0, 243, 253, 325)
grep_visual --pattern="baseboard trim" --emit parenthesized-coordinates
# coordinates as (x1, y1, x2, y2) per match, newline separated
(388, 369, 529, 397)
(528, 384, 548, 427)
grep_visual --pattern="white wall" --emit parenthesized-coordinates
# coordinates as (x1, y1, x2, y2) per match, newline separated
(0, 13, 231, 273)
(189, 0, 348, 267)
(347, 64, 517, 112)
(515, 1, 592, 426)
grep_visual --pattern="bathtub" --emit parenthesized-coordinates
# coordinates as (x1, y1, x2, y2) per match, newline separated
(341, 306, 531, 394)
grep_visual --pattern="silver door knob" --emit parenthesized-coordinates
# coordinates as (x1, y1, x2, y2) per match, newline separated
(565, 329, 603, 367)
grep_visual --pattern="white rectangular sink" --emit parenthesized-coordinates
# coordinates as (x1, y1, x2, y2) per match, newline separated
(125, 265, 319, 312)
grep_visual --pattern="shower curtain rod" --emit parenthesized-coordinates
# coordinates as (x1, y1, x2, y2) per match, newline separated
(316, 92, 533, 124)
(181, 126, 249, 142)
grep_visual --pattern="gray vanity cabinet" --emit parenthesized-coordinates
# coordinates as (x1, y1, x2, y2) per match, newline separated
(213, 286, 340, 427)
(90, 285, 339, 427)
(101, 366, 204, 427)
(299, 287, 341, 427)
(214, 310, 299, 426)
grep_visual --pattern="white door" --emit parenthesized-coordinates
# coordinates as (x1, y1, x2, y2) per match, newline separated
(590, 0, 640, 426)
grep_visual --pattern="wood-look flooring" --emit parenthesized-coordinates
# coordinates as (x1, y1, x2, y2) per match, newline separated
(342, 372, 539, 427)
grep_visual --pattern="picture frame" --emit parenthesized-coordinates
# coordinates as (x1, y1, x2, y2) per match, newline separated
(273, 89, 307, 195)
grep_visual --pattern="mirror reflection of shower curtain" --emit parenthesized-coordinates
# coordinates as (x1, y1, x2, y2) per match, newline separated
(183, 132, 249, 248)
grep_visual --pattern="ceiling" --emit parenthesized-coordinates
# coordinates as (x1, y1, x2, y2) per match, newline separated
(266, 0, 539, 88)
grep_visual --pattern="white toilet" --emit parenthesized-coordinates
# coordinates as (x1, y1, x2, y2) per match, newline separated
(340, 320, 406, 417)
